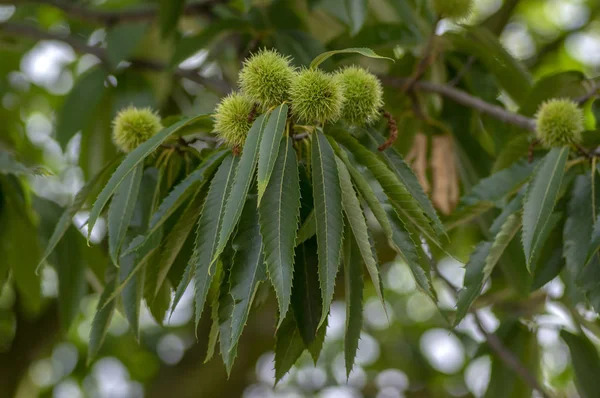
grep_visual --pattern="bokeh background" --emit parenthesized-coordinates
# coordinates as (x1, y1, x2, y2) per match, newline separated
(1, 0, 600, 397)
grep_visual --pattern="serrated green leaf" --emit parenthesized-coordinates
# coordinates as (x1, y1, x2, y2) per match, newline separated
(444, 201, 495, 231)
(148, 279, 171, 325)
(330, 129, 439, 246)
(330, 136, 434, 300)
(455, 241, 492, 325)
(87, 115, 209, 241)
(212, 114, 268, 267)
(204, 264, 223, 363)
(120, 250, 145, 339)
(307, 318, 327, 364)
(485, 214, 522, 277)
(456, 214, 521, 324)
(522, 147, 569, 270)
(126, 151, 226, 255)
(274, 313, 306, 383)
(258, 104, 288, 203)
(529, 212, 562, 274)
(56, 67, 107, 148)
(157, 187, 207, 298)
(387, 208, 436, 301)
(310, 47, 394, 69)
(291, 237, 322, 347)
(336, 156, 383, 303)
(490, 191, 525, 236)
(296, 209, 316, 246)
(343, 226, 363, 377)
(564, 176, 595, 279)
(312, 130, 344, 327)
(108, 162, 143, 266)
(229, 196, 266, 355)
(194, 155, 238, 328)
(259, 136, 300, 325)
(561, 331, 600, 398)
(217, 248, 236, 374)
(329, 138, 392, 238)
(363, 128, 444, 236)
(460, 159, 535, 207)
(170, 259, 193, 318)
(38, 157, 120, 271)
(88, 270, 117, 363)
(585, 216, 600, 267)
(118, 168, 162, 338)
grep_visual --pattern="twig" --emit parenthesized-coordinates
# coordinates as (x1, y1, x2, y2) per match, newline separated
(401, 17, 441, 92)
(430, 261, 553, 398)
(472, 314, 553, 398)
(378, 110, 398, 151)
(575, 80, 600, 105)
(0, 22, 231, 95)
(449, 56, 476, 86)
(528, 139, 540, 163)
(381, 76, 537, 131)
(6, 0, 220, 26)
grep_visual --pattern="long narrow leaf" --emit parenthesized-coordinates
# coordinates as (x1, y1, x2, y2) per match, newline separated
(312, 129, 344, 327)
(87, 115, 209, 241)
(310, 47, 393, 69)
(456, 214, 521, 324)
(336, 156, 383, 303)
(88, 271, 117, 363)
(108, 162, 143, 265)
(259, 136, 300, 325)
(229, 196, 266, 356)
(343, 226, 364, 377)
(522, 147, 569, 270)
(212, 114, 268, 267)
(363, 128, 444, 236)
(257, 104, 288, 203)
(330, 129, 439, 245)
(291, 237, 322, 348)
(194, 155, 238, 328)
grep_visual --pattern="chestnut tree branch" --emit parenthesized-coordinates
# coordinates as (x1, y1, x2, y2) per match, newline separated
(0, 22, 231, 95)
(381, 76, 537, 132)
(3, 0, 220, 25)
